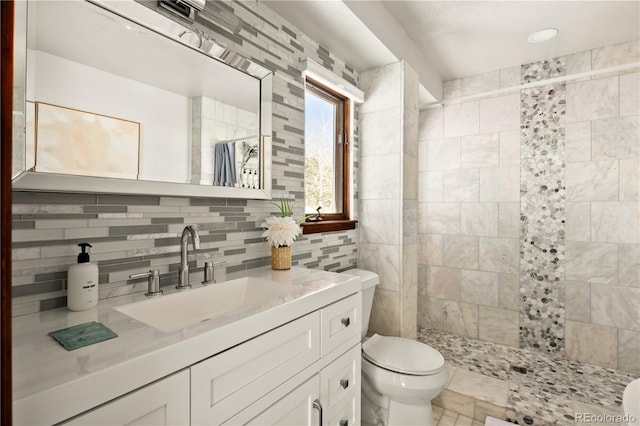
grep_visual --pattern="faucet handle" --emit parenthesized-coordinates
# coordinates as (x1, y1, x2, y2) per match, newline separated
(202, 261, 215, 285)
(129, 270, 163, 297)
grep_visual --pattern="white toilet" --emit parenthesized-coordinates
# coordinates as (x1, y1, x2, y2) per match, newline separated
(344, 269, 448, 426)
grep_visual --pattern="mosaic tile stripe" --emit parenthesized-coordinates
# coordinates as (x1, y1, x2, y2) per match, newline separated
(519, 57, 567, 353)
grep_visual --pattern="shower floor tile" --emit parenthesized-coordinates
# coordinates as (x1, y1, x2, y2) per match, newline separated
(419, 328, 636, 425)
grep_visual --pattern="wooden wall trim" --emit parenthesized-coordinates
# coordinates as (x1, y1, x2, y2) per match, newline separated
(1, 1, 14, 423)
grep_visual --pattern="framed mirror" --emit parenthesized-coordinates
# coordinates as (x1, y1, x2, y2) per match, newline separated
(12, 0, 272, 199)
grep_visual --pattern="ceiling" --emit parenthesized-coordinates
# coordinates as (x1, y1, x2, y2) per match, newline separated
(264, 1, 640, 101)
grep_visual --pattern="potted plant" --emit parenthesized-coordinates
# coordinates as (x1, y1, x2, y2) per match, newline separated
(261, 198, 303, 270)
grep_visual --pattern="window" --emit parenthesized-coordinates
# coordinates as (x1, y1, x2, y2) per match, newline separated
(302, 78, 356, 234)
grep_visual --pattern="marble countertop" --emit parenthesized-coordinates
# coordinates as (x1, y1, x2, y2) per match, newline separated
(13, 267, 360, 425)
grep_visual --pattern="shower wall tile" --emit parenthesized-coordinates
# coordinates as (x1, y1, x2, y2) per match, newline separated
(620, 159, 640, 201)
(618, 329, 640, 374)
(591, 39, 640, 70)
(359, 199, 400, 244)
(419, 107, 444, 140)
(359, 243, 400, 292)
(444, 101, 480, 137)
(591, 116, 639, 160)
(497, 202, 519, 238)
(426, 266, 461, 300)
(590, 201, 639, 243)
(461, 203, 499, 237)
(565, 281, 591, 322)
(402, 243, 418, 339)
(498, 273, 519, 311)
(359, 154, 401, 199)
(565, 320, 618, 369)
(403, 199, 418, 243)
(444, 79, 462, 100)
(404, 109, 419, 157)
(443, 235, 479, 269)
(620, 72, 640, 116)
(461, 71, 499, 97)
(591, 284, 640, 331)
(479, 94, 520, 134)
(420, 171, 444, 202)
(566, 202, 591, 242)
(404, 160, 420, 199)
(421, 296, 479, 338)
(460, 269, 499, 307)
(565, 122, 592, 162)
(460, 133, 500, 168)
(566, 50, 592, 76)
(426, 203, 461, 235)
(478, 307, 519, 347)
(499, 130, 520, 166)
(566, 76, 619, 123)
(478, 237, 519, 274)
(443, 169, 480, 202)
(566, 160, 619, 201)
(427, 138, 461, 170)
(479, 166, 520, 202)
(419, 233, 443, 266)
(359, 108, 401, 157)
(359, 62, 402, 113)
(565, 241, 618, 284)
(418, 42, 639, 368)
(369, 289, 400, 336)
(499, 66, 521, 89)
(618, 244, 640, 287)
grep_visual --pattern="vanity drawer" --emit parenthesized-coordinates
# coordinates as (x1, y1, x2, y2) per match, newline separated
(191, 311, 320, 425)
(320, 293, 361, 357)
(320, 344, 361, 419)
(325, 393, 358, 426)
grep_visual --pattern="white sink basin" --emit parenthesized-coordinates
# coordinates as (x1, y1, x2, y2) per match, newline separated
(623, 378, 640, 426)
(114, 276, 303, 333)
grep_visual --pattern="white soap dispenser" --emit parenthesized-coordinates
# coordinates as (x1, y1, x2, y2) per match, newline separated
(67, 243, 99, 311)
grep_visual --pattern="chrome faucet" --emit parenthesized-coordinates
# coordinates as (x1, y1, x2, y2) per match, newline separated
(177, 225, 200, 290)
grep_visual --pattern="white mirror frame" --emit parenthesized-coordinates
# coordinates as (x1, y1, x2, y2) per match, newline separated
(12, 0, 272, 200)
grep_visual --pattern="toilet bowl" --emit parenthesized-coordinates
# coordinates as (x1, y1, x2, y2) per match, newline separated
(343, 269, 448, 426)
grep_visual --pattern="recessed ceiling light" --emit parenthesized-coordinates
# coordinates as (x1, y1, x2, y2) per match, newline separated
(528, 28, 559, 43)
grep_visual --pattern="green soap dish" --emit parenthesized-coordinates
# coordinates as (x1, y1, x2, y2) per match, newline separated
(49, 321, 118, 351)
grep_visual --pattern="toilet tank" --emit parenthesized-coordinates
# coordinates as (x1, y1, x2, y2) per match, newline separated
(342, 269, 379, 340)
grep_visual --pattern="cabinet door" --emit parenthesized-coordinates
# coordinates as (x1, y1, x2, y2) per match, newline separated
(191, 311, 320, 425)
(63, 370, 189, 426)
(320, 345, 361, 426)
(244, 374, 320, 426)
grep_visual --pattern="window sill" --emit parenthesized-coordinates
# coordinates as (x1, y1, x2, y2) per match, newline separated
(301, 220, 357, 235)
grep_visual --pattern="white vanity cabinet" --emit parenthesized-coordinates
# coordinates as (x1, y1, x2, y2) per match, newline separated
(62, 370, 190, 425)
(215, 294, 362, 426)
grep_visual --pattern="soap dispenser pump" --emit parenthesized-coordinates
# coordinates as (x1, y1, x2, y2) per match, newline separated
(67, 243, 99, 311)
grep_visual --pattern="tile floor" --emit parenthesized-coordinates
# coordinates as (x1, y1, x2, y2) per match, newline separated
(418, 328, 637, 425)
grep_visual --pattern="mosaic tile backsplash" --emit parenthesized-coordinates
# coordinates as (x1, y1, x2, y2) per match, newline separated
(11, 0, 360, 316)
(418, 39, 640, 372)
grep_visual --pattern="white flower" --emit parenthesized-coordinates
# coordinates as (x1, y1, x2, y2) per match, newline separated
(261, 216, 301, 247)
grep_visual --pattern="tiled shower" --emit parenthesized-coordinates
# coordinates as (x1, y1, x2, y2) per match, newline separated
(418, 39, 639, 374)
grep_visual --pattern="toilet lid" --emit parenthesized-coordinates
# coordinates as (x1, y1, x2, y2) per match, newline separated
(362, 334, 445, 375)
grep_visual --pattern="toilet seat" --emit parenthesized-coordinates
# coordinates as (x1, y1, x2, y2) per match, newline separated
(362, 334, 446, 376)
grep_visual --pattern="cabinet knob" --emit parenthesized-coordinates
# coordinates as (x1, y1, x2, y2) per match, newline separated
(339, 378, 349, 389)
(339, 420, 348, 426)
(341, 317, 350, 327)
